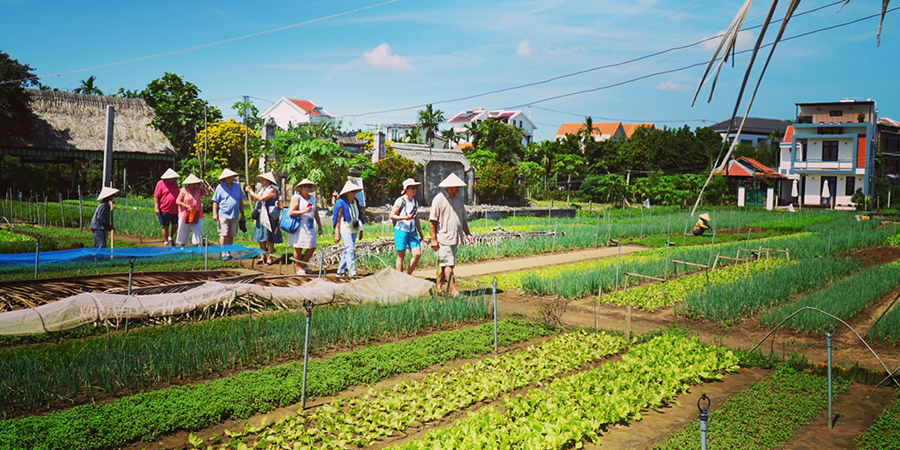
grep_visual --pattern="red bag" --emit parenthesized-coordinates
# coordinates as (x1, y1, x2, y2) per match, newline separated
(185, 209, 200, 224)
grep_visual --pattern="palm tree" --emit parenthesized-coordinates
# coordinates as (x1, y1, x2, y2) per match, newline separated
(403, 127, 422, 144)
(440, 128, 458, 149)
(463, 122, 480, 143)
(416, 104, 445, 147)
(74, 76, 103, 95)
(578, 116, 595, 146)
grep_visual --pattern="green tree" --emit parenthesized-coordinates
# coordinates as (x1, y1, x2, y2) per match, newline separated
(367, 154, 420, 206)
(0, 51, 39, 137)
(281, 139, 351, 203)
(114, 87, 140, 98)
(474, 161, 520, 204)
(74, 75, 103, 95)
(440, 128, 458, 149)
(470, 119, 524, 165)
(231, 99, 263, 129)
(416, 104, 445, 147)
(193, 119, 260, 176)
(140, 73, 222, 158)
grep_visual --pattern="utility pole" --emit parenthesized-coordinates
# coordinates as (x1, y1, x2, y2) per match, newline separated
(202, 106, 208, 181)
(243, 95, 250, 183)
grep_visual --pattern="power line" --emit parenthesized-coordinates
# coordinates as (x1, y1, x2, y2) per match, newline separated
(340, 1, 848, 118)
(0, 0, 401, 86)
(532, 106, 710, 124)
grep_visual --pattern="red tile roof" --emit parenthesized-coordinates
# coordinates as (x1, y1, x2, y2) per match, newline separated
(782, 125, 794, 143)
(717, 161, 753, 177)
(288, 99, 325, 116)
(717, 157, 784, 178)
(621, 123, 654, 138)
(555, 122, 622, 137)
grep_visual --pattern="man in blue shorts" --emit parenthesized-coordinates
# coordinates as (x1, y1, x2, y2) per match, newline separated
(390, 178, 423, 274)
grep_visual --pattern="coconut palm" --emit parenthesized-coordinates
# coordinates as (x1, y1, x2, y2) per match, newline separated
(74, 76, 103, 95)
(416, 104, 445, 147)
(440, 128, 458, 149)
(688, 0, 890, 216)
(578, 116, 595, 144)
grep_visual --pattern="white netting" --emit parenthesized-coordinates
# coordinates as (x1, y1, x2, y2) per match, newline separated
(0, 268, 434, 335)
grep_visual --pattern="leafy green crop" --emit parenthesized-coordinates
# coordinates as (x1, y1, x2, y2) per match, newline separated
(197, 330, 626, 449)
(396, 333, 739, 450)
(857, 389, 900, 449)
(652, 366, 850, 450)
(0, 320, 548, 450)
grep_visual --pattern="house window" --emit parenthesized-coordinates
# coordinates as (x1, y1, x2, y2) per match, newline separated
(741, 139, 752, 145)
(829, 111, 843, 117)
(798, 139, 808, 161)
(846, 177, 855, 196)
(823, 140, 839, 161)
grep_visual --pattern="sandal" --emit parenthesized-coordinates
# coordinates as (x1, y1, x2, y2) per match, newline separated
(256, 258, 266, 265)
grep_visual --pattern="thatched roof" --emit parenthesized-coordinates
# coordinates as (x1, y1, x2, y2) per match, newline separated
(0, 90, 175, 160)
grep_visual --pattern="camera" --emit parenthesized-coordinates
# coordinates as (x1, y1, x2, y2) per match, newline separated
(352, 220, 362, 229)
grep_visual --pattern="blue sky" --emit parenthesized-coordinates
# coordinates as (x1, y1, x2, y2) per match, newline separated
(2, 0, 898, 142)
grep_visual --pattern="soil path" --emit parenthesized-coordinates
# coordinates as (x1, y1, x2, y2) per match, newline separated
(410, 245, 645, 279)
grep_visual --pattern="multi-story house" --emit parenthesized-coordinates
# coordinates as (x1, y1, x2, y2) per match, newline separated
(260, 97, 334, 130)
(447, 107, 536, 146)
(778, 99, 877, 207)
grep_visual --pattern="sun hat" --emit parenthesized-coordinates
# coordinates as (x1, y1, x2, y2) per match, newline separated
(295, 178, 317, 190)
(160, 168, 179, 180)
(339, 180, 363, 197)
(257, 172, 277, 185)
(97, 186, 120, 201)
(182, 174, 202, 185)
(401, 178, 421, 192)
(699, 213, 710, 221)
(219, 168, 239, 180)
(438, 173, 467, 188)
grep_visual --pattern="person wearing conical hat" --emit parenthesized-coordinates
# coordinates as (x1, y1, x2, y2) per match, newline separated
(211, 168, 245, 259)
(429, 173, 473, 297)
(245, 172, 283, 265)
(175, 174, 209, 246)
(390, 178, 423, 274)
(692, 213, 713, 236)
(90, 187, 119, 248)
(153, 168, 180, 246)
(333, 180, 365, 276)
(285, 178, 322, 274)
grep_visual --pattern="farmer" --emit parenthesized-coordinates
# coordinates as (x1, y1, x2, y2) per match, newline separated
(286, 178, 322, 274)
(390, 178, 423, 274)
(245, 172, 282, 265)
(153, 168, 180, 246)
(333, 180, 365, 276)
(211, 168, 245, 260)
(175, 174, 209, 246)
(429, 173, 474, 297)
(692, 213, 713, 236)
(90, 187, 119, 248)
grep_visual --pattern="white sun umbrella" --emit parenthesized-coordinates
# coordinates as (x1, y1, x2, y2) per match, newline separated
(791, 179, 799, 198)
(821, 180, 831, 199)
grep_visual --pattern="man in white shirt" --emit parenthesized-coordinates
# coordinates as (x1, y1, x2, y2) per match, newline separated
(429, 173, 474, 297)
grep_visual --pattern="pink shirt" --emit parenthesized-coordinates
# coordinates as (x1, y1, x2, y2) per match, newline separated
(176, 187, 205, 222)
(154, 180, 179, 214)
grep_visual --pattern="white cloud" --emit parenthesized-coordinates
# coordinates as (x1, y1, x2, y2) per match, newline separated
(702, 29, 754, 51)
(516, 39, 536, 56)
(362, 43, 413, 71)
(656, 80, 692, 91)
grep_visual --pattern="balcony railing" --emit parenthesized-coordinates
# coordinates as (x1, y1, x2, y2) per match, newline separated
(792, 158, 857, 172)
(796, 113, 870, 124)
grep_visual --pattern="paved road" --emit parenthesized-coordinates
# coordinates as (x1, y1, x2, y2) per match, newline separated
(411, 245, 645, 280)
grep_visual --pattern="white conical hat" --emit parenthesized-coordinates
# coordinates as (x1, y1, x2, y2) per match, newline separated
(339, 180, 363, 197)
(160, 168, 179, 180)
(438, 173, 467, 188)
(257, 172, 277, 185)
(699, 213, 710, 221)
(295, 178, 317, 189)
(182, 174, 202, 185)
(97, 187, 120, 201)
(218, 168, 239, 180)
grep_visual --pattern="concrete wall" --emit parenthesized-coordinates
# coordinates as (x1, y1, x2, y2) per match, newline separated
(422, 160, 468, 205)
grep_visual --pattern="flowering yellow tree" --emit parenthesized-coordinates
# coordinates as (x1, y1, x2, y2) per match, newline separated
(193, 119, 259, 171)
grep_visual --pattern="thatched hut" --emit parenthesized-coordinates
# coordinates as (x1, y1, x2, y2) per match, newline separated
(0, 90, 175, 195)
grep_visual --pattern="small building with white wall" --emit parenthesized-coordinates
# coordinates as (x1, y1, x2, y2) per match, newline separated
(260, 97, 334, 130)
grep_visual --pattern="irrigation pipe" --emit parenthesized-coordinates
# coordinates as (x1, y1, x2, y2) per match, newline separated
(748, 306, 900, 389)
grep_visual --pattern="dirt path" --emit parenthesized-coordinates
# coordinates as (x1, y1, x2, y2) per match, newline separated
(411, 245, 646, 279)
(784, 383, 895, 450)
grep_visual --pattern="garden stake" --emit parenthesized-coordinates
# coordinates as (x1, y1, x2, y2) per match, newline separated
(551, 218, 558, 252)
(708, 230, 716, 267)
(682, 218, 689, 248)
(640, 208, 644, 236)
(594, 213, 601, 247)
(827, 228, 833, 254)
(847, 226, 853, 251)
(318, 246, 324, 278)
(595, 285, 601, 332)
(204, 234, 209, 271)
(746, 226, 751, 246)
(492, 276, 498, 353)
(33, 236, 40, 279)
(625, 305, 631, 341)
(609, 239, 621, 289)
(824, 323, 835, 429)
(667, 212, 671, 235)
(664, 237, 671, 277)
(698, 393, 710, 450)
(301, 299, 314, 410)
(127, 256, 135, 295)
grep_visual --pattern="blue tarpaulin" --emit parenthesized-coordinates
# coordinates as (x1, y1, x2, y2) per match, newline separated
(0, 245, 265, 266)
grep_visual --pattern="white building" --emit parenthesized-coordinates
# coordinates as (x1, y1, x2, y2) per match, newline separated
(778, 99, 877, 208)
(260, 97, 334, 130)
(447, 108, 536, 146)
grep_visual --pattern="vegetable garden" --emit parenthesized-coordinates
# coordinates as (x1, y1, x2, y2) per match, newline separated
(2, 204, 900, 449)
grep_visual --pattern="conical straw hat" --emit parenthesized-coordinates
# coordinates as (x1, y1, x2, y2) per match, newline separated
(218, 168, 239, 180)
(97, 187, 120, 201)
(295, 178, 317, 190)
(699, 213, 710, 221)
(438, 173, 466, 188)
(160, 168, 179, 180)
(339, 180, 363, 197)
(257, 172, 277, 185)
(182, 174, 202, 185)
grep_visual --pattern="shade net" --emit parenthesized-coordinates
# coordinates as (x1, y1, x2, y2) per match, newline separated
(0, 268, 435, 335)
